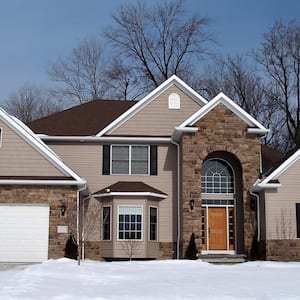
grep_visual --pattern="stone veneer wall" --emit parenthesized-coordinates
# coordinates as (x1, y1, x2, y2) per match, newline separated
(0, 185, 77, 259)
(159, 242, 177, 259)
(181, 103, 262, 257)
(266, 240, 300, 261)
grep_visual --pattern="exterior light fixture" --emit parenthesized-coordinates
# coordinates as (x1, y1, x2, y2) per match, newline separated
(59, 204, 67, 216)
(189, 199, 195, 211)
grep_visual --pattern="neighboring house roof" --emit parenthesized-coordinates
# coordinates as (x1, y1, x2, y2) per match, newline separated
(93, 181, 167, 199)
(0, 108, 85, 186)
(28, 99, 136, 136)
(261, 145, 285, 174)
(178, 92, 268, 134)
(97, 75, 208, 137)
(253, 148, 300, 190)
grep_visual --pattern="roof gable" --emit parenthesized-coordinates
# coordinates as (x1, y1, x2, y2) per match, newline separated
(0, 108, 85, 185)
(97, 75, 208, 137)
(178, 92, 268, 134)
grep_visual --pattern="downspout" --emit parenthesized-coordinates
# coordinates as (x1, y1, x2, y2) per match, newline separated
(249, 188, 260, 242)
(171, 138, 181, 259)
(77, 182, 87, 266)
(81, 193, 92, 260)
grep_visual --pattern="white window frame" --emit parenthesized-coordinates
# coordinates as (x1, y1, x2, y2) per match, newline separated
(117, 205, 143, 241)
(201, 158, 235, 194)
(148, 206, 158, 241)
(110, 145, 150, 175)
(102, 205, 112, 241)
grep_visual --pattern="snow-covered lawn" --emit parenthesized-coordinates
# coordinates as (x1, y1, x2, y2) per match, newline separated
(0, 259, 299, 300)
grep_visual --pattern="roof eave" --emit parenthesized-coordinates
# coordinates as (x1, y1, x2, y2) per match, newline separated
(93, 191, 167, 199)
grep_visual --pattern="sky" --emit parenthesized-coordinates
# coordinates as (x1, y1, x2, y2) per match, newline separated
(0, 0, 299, 103)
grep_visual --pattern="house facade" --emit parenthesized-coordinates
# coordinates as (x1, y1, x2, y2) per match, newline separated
(1, 75, 299, 262)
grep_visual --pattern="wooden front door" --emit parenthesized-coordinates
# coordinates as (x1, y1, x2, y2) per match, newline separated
(208, 208, 227, 250)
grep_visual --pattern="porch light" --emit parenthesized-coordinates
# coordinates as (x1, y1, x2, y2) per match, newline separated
(189, 199, 195, 211)
(59, 204, 67, 216)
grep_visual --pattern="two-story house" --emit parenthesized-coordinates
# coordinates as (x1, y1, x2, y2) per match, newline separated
(0, 75, 299, 262)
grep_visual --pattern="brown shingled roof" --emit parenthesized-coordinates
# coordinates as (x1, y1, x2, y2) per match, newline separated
(94, 181, 167, 197)
(27, 99, 137, 136)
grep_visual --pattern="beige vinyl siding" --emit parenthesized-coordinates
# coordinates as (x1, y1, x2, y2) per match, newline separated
(264, 158, 300, 240)
(0, 121, 63, 177)
(50, 143, 178, 243)
(113, 85, 202, 136)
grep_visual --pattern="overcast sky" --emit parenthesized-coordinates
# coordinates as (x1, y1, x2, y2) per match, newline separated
(0, 0, 299, 103)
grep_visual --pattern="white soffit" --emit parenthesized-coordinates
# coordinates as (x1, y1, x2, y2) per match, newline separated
(96, 75, 208, 136)
(179, 92, 268, 133)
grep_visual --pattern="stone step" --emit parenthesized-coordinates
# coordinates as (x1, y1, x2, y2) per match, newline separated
(200, 254, 246, 264)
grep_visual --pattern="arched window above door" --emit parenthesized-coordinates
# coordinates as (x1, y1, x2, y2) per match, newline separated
(201, 159, 234, 194)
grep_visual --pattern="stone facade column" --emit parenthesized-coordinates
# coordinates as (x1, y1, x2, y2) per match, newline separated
(181, 103, 262, 258)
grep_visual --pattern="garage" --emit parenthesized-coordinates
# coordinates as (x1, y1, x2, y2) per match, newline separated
(0, 204, 49, 263)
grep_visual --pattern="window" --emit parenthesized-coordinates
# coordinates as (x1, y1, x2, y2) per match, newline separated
(118, 206, 142, 240)
(103, 144, 157, 176)
(149, 207, 158, 241)
(201, 159, 234, 193)
(102, 206, 111, 240)
(111, 145, 149, 175)
(296, 204, 300, 238)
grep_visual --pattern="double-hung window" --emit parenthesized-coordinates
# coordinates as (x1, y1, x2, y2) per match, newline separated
(149, 207, 158, 241)
(118, 206, 143, 240)
(102, 206, 111, 240)
(111, 145, 149, 175)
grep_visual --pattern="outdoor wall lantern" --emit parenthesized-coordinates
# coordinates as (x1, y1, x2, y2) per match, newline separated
(59, 204, 67, 216)
(189, 199, 195, 211)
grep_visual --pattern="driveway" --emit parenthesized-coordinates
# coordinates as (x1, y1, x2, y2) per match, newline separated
(0, 263, 33, 271)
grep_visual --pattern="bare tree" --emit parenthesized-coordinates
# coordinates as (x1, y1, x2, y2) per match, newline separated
(48, 38, 109, 104)
(198, 54, 285, 149)
(254, 19, 300, 150)
(120, 239, 141, 261)
(4, 83, 61, 123)
(105, 58, 143, 100)
(105, 0, 213, 92)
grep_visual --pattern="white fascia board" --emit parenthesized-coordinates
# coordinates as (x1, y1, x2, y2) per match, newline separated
(172, 127, 198, 142)
(252, 182, 282, 192)
(93, 192, 167, 199)
(96, 75, 207, 137)
(247, 128, 270, 135)
(0, 179, 86, 186)
(39, 135, 171, 143)
(179, 92, 268, 133)
(260, 149, 300, 185)
(0, 108, 85, 185)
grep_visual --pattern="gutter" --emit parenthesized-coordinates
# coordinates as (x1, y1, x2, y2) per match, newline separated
(38, 135, 171, 143)
(0, 180, 86, 186)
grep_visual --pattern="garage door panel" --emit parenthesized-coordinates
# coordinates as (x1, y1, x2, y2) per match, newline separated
(0, 205, 49, 262)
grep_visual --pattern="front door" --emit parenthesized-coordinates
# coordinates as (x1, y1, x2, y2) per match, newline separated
(209, 208, 227, 250)
(201, 206, 235, 252)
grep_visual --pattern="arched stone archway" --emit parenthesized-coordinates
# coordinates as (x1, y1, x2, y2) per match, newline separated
(200, 152, 244, 254)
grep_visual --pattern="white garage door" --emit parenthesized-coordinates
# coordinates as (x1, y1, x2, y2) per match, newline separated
(0, 204, 49, 262)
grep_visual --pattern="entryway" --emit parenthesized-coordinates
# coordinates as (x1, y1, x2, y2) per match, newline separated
(201, 203, 235, 253)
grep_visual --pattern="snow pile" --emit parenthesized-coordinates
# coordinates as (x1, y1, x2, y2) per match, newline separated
(0, 259, 299, 299)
